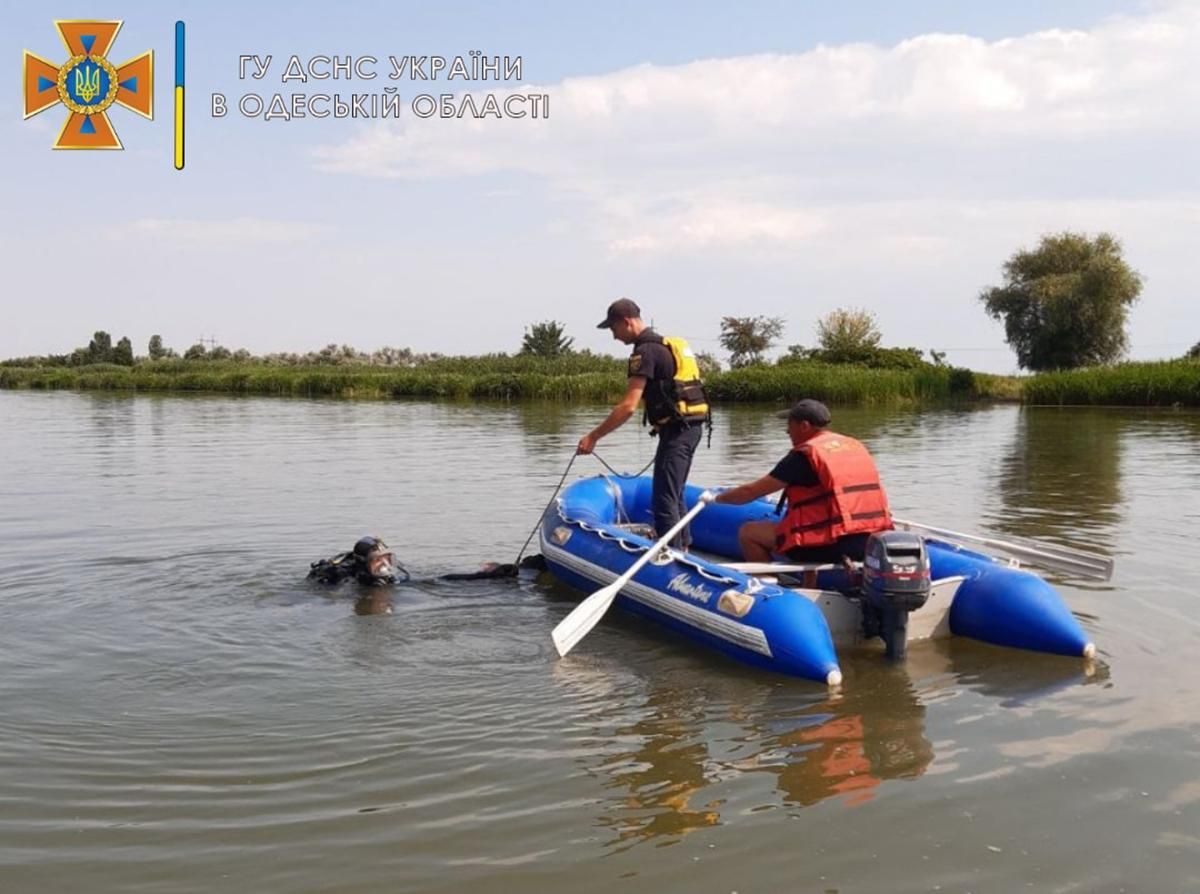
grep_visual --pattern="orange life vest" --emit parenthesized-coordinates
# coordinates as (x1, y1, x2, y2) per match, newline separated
(775, 430, 892, 552)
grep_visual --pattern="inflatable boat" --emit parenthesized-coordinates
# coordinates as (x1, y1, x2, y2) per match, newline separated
(540, 476, 1104, 686)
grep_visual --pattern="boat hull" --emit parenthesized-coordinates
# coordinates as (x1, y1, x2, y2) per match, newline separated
(541, 476, 1093, 684)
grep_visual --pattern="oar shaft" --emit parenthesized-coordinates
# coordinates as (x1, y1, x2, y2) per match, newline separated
(552, 493, 713, 658)
(894, 518, 1113, 581)
(724, 562, 838, 574)
(610, 498, 709, 590)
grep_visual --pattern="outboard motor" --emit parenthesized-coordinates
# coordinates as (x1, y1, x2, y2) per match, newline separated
(860, 531, 931, 661)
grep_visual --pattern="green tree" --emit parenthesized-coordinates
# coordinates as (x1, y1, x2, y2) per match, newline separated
(1186, 342, 1200, 360)
(980, 232, 1143, 371)
(183, 343, 207, 360)
(693, 350, 722, 378)
(520, 320, 575, 358)
(815, 308, 882, 362)
(148, 335, 166, 359)
(777, 343, 814, 366)
(113, 336, 134, 366)
(87, 331, 113, 363)
(719, 315, 785, 368)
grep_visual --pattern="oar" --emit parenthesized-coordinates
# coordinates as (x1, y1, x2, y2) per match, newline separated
(552, 492, 715, 658)
(723, 561, 838, 575)
(893, 518, 1114, 582)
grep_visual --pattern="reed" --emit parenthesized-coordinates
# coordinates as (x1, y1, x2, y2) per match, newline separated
(0, 359, 1032, 404)
(0, 362, 630, 402)
(1022, 360, 1200, 406)
(706, 364, 1015, 404)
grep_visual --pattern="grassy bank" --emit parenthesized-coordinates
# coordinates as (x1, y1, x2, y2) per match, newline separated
(1022, 360, 1200, 406)
(708, 364, 1021, 404)
(13, 358, 1196, 407)
(0, 361, 626, 401)
(0, 357, 1022, 405)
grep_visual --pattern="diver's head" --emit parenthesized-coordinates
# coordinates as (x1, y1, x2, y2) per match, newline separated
(353, 536, 397, 584)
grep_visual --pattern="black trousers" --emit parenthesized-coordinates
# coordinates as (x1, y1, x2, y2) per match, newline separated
(784, 532, 872, 564)
(651, 422, 703, 548)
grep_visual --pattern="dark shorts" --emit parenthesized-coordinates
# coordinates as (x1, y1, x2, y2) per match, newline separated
(784, 532, 872, 564)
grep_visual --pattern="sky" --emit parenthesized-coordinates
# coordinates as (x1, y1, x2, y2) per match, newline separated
(4, 0, 1197, 373)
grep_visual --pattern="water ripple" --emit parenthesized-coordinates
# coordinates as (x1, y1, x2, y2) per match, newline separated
(2, 393, 1199, 893)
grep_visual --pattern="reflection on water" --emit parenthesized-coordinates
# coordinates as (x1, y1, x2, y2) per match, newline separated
(597, 684, 722, 850)
(514, 399, 579, 439)
(557, 637, 1104, 852)
(722, 406, 779, 464)
(988, 407, 1124, 550)
(721, 404, 901, 467)
(764, 665, 933, 809)
(3, 392, 1198, 893)
(353, 589, 395, 615)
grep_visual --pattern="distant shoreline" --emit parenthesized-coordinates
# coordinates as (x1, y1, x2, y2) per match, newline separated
(2, 358, 1196, 406)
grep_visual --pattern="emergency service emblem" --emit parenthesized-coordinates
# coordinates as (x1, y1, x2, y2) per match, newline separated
(23, 20, 153, 149)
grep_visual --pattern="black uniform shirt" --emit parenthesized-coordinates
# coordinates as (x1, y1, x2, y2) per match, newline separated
(770, 449, 820, 488)
(628, 330, 675, 383)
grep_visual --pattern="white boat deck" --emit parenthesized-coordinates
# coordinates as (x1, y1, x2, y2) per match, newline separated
(610, 528, 964, 649)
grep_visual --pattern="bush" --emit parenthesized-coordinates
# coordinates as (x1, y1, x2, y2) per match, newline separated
(816, 308, 882, 359)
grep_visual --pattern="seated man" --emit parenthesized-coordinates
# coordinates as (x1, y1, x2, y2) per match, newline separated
(712, 399, 892, 564)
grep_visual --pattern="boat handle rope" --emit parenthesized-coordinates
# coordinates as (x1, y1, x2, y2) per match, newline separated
(514, 451, 655, 566)
(521, 450, 749, 590)
(551, 504, 745, 588)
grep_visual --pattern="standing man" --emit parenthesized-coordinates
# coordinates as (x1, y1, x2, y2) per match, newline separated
(577, 298, 711, 548)
(713, 399, 892, 563)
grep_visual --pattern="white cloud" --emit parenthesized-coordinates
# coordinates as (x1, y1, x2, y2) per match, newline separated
(11, 5, 1196, 371)
(606, 198, 827, 253)
(311, 3, 1200, 258)
(116, 217, 328, 245)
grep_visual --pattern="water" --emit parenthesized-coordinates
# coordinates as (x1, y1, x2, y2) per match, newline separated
(1, 391, 1198, 892)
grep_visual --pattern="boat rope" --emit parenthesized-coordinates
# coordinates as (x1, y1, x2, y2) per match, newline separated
(515, 451, 579, 566)
(551, 508, 747, 589)
(514, 450, 656, 566)
(592, 451, 655, 480)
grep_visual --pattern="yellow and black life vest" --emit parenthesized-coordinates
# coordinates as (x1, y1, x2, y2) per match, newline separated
(634, 332, 711, 427)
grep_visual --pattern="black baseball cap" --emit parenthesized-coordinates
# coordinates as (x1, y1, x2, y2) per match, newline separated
(776, 399, 832, 426)
(597, 297, 642, 329)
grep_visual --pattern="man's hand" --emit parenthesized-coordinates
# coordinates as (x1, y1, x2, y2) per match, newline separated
(578, 378, 643, 456)
(576, 432, 598, 455)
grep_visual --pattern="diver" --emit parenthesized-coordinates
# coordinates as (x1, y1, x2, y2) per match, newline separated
(307, 536, 408, 586)
(308, 536, 546, 587)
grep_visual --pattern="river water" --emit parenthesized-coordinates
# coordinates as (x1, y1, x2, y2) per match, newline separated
(1, 390, 1197, 893)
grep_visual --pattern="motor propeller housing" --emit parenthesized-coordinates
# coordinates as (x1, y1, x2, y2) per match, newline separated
(860, 530, 932, 660)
